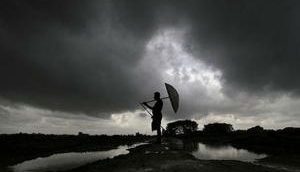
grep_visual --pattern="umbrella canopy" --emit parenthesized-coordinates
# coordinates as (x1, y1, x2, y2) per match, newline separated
(142, 83, 179, 114)
(165, 83, 179, 113)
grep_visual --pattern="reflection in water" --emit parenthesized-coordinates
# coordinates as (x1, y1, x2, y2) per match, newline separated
(10, 143, 147, 172)
(191, 142, 267, 162)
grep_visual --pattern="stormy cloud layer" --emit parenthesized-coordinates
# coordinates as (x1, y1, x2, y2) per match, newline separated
(1, 0, 300, 134)
(0, 0, 158, 115)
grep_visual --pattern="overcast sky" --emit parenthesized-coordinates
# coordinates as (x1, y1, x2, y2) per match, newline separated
(1, 0, 300, 135)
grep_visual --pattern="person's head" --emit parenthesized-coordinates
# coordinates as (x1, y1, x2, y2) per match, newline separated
(154, 92, 160, 100)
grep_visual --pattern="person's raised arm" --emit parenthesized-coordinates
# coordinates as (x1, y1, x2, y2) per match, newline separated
(142, 102, 153, 109)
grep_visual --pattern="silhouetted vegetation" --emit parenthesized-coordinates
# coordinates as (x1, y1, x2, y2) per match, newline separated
(203, 123, 233, 135)
(165, 120, 198, 136)
(247, 125, 264, 134)
(164, 120, 300, 156)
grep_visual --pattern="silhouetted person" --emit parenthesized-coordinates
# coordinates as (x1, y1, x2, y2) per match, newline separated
(143, 92, 163, 144)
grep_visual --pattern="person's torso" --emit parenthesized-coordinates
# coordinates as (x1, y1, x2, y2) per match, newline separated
(152, 99, 163, 117)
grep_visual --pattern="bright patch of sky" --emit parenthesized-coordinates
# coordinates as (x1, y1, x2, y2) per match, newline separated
(141, 27, 224, 100)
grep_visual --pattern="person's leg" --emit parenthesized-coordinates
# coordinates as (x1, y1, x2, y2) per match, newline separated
(157, 128, 161, 143)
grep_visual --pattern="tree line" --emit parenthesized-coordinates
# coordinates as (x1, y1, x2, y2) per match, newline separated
(163, 119, 300, 136)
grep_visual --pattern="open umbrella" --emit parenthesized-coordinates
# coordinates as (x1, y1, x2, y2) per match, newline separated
(141, 83, 179, 113)
(165, 83, 179, 113)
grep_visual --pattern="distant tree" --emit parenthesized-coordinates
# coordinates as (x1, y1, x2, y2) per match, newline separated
(165, 120, 198, 136)
(203, 123, 233, 135)
(247, 126, 264, 134)
(78, 132, 89, 136)
(135, 132, 145, 137)
(280, 127, 300, 135)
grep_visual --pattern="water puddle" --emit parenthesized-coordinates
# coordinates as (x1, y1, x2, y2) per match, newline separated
(190, 142, 267, 162)
(169, 141, 267, 162)
(10, 143, 147, 172)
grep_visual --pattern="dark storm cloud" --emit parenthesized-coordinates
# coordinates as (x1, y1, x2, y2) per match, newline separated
(183, 0, 300, 95)
(0, 0, 159, 115)
(1, 0, 300, 119)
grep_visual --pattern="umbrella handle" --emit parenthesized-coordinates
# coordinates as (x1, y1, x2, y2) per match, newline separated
(143, 96, 169, 103)
(139, 103, 165, 131)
